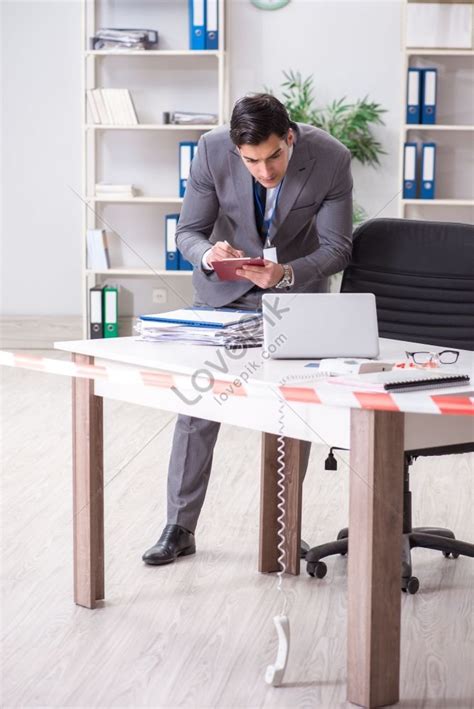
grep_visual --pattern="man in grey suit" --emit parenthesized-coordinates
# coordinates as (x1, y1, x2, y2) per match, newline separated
(142, 93, 353, 565)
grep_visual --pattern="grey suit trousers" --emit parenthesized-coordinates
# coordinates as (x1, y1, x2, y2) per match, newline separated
(167, 289, 312, 533)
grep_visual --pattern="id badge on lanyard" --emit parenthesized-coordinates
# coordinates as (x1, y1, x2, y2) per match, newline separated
(256, 182, 282, 264)
(263, 241, 278, 263)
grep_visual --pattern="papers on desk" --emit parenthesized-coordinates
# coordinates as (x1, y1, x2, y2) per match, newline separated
(329, 369, 470, 393)
(136, 308, 263, 347)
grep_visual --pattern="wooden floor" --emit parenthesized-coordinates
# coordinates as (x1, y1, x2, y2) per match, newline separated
(1, 352, 473, 708)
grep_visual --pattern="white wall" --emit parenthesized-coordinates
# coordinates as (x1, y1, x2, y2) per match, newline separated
(1, 0, 83, 316)
(228, 0, 403, 223)
(1, 0, 403, 316)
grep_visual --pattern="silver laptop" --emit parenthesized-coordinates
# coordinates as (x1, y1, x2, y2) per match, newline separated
(262, 293, 379, 359)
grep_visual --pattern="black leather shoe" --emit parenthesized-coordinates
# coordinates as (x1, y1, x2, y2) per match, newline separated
(142, 524, 196, 566)
(300, 539, 310, 559)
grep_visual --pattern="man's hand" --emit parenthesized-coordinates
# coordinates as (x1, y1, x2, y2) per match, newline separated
(236, 260, 285, 289)
(207, 240, 245, 263)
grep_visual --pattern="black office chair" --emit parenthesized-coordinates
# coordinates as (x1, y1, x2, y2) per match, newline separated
(306, 218, 474, 593)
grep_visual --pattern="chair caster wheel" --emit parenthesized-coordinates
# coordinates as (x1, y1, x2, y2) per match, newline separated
(307, 561, 327, 579)
(402, 576, 419, 594)
(443, 551, 460, 559)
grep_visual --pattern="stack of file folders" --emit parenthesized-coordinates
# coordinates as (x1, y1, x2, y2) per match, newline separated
(136, 308, 263, 347)
(90, 28, 159, 50)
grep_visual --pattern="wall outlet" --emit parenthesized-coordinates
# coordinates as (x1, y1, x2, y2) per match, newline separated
(152, 288, 167, 304)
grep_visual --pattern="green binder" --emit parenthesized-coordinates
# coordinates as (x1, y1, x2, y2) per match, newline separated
(103, 285, 119, 338)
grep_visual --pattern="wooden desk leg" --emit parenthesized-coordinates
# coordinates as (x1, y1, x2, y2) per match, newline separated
(72, 354, 104, 609)
(347, 409, 404, 708)
(259, 433, 304, 576)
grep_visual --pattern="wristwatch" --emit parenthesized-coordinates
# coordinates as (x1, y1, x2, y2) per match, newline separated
(275, 264, 293, 290)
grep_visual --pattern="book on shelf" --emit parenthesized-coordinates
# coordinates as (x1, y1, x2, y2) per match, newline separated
(188, 1, 219, 51)
(420, 142, 436, 199)
(179, 142, 198, 197)
(89, 284, 119, 338)
(206, 0, 219, 50)
(402, 141, 437, 199)
(406, 68, 422, 124)
(165, 214, 179, 270)
(421, 69, 437, 125)
(95, 183, 138, 199)
(87, 90, 101, 124)
(90, 28, 159, 51)
(87, 89, 138, 125)
(89, 285, 104, 339)
(165, 215, 194, 271)
(86, 229, 110, 270)
(103, 285, 119, 337)
(405, 68, 437, 126)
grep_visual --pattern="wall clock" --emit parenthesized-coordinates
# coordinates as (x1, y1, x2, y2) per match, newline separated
(251, 0, 290, 10)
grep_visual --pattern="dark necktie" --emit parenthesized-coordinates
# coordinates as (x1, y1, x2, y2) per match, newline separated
(254, 181, 267, 240)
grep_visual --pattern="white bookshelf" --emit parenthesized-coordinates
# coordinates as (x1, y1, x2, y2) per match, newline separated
(402, 199, 474, 206)
(89, 197, 184, 204)
(86, 124, 219, 131)
(86, 269, 192, 277)
(406, 49, 474, 57)
(402, 124, 474, 131)
(82, 0, 228, 337)
(87, 49, 223, 57)
(398, 1, 474, 224)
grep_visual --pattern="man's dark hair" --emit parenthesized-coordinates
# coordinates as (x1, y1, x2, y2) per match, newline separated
(229, 93, 296, 146)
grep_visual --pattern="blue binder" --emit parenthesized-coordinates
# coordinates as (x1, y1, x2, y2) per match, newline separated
(165, 214, 180, 270)
(178, 250, 194, 271)
(406, 68, 422, 124)
(205, 0, 219, 50)
(189, 0, 206, 50)
(403, 142, 418, 199)
(421, 68, 437, 124)
(179, 142, 194, 197)
(420, 143, 436, 199)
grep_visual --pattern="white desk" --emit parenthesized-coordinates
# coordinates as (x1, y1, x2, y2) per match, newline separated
(47, 336, 473, 708)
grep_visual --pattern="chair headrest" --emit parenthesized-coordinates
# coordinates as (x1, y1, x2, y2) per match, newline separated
(350, 218, 474, 279)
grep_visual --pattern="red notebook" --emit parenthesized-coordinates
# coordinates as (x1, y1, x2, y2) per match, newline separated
(211, 257, 265, 281)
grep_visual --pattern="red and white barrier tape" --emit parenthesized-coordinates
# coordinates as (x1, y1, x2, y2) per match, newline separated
(1, 351, 473, 416)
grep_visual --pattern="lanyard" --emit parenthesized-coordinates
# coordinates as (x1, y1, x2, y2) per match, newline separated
(254, 180, 283, 245)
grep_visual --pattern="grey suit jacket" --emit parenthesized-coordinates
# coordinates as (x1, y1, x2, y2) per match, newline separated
(176, 123, 353, 307)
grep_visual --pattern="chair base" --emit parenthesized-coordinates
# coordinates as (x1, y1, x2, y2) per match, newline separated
(306, 526, 474, 593)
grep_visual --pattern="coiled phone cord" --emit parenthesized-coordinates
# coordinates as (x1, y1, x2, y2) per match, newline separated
(275, 394, 289, 615)
(266, 372, 328, 687)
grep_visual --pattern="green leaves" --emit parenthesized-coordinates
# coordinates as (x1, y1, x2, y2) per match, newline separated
(275, 70, 387, 168)
(280, 70, 320, 125)
(352, 202, 367, 226)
